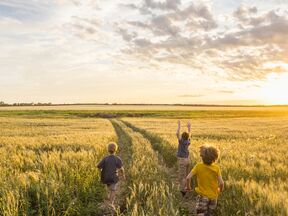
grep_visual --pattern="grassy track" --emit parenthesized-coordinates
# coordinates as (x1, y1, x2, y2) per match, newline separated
(121, 120, 177, 167)
(109, 119, 134, 214)
(121, 120, 197, 215)
(111, 120, 180, 216)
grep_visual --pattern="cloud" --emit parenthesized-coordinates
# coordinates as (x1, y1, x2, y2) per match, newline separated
(56, 1, 109, 41)
(0, 0, 54, 21)
(117, 2, 288, 81)
(168, 2, 215, 22)
(218, 90, 235, 94)
(64, 15, 101, 38)
(124, 16, 180, 37)
(234, 5, 258, 22)
(144, 0, 181, 11)
(178, 94, 204, 98)
(118, 28, 138, 42)
(58, 0, 100, 8)
(134, 38, 152, 47)
(0, 0, 49, 11)
(233, 5, 287, 28)
(126, 1, 217, 34)
(179, 90, 235, 98)
(151, 15, 180, 36)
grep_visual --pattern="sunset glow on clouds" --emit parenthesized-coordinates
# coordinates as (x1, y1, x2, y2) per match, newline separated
(0, 0, 288, 104)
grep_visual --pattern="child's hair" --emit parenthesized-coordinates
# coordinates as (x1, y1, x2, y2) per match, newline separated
(181, 132, 189, 141)
(108, 142, 118, 154)
(200, 145, 219, 165)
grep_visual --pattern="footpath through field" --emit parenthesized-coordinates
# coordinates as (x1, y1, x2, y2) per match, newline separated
(121, 120, 197, 216)
(109, 119, 196, 216)
(110, 120, 180, 215)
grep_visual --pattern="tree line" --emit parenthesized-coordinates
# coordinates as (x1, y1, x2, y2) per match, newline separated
(0, 101, 52, 107)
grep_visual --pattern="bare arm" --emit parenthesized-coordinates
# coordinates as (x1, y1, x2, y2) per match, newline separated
(176, 120, 181, 140)
(119, 167, 126, 180)
(186, 171, 194, 181)
(186, 171, 194, 190)
(97, 159, 104, 169)
(218, 176, 224, 193)
(187, 121, 191, 134)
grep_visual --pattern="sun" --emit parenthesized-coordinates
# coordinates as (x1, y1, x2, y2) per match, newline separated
(260, 73, 288, 105)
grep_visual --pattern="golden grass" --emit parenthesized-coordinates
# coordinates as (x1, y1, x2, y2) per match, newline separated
(1, 113, 287, 215)
(124, 117, 288, 215)
(111, 120, 179, 216)
(0, 117, 116, 215)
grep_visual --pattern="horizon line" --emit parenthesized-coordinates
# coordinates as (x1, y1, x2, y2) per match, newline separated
(1, 102, 288, 107)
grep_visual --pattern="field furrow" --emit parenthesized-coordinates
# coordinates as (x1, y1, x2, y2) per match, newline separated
(111, 120, 180, 216)
(121, 120, 177, 168)
(121, 120, 197, 215)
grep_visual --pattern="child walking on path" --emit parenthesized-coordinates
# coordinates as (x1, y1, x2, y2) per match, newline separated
(176, 120, 191, 196)
(97, 142, 125, 206)
(186, 145, 224, 216)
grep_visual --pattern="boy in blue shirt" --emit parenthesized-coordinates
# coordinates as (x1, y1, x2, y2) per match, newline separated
(97, 142, 125, 205)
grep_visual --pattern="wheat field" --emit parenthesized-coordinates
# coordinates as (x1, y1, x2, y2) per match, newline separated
(0, 117, 116, 215)
(123, 117, 288, 216)
(0, 109, 287, 215)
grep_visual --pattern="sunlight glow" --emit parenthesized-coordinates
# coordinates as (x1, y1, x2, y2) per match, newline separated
(260, 72, 288, 104)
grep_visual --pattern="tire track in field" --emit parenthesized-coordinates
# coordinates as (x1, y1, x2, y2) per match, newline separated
(109, 119, 134, 215)
(112, 119, 180, 215)
(120, 120, 178, 168)
(97, 120, 133, 216)
(121, 120, 196, 216)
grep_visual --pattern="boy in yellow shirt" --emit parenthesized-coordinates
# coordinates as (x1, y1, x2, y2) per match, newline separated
(186, 145, 224, 216)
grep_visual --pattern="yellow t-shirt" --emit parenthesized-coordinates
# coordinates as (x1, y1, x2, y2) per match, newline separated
(191, 162, 221, 199)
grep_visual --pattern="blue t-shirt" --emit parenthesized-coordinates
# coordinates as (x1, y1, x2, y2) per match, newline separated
(97, 155, 123, 184)
(177, 138, 190, 158)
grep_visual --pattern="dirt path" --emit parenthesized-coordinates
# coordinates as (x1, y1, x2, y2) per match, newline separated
(121, 120, 196, 216)
(170, 167, 196, 215)
(98, 120, 133, 216)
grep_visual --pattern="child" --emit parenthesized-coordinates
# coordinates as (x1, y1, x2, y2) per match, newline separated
(176, 120, 191, 196)
(186, 145, 224, 216)
(97, 142, 125, 205)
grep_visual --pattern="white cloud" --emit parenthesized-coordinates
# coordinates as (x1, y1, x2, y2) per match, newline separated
(144, 0, 181, 10)
(117, 1, 288, 81)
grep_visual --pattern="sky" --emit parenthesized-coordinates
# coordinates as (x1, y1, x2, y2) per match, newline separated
(0, 0, 288, 105)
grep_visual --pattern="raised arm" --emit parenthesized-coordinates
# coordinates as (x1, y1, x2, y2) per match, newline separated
(176, 120, 181, 140)
(187, 121, 191, 134)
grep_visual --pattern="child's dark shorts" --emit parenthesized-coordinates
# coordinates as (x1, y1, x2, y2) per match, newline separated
(196, 195, 217, 214)
(106, 183, 118, 191)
